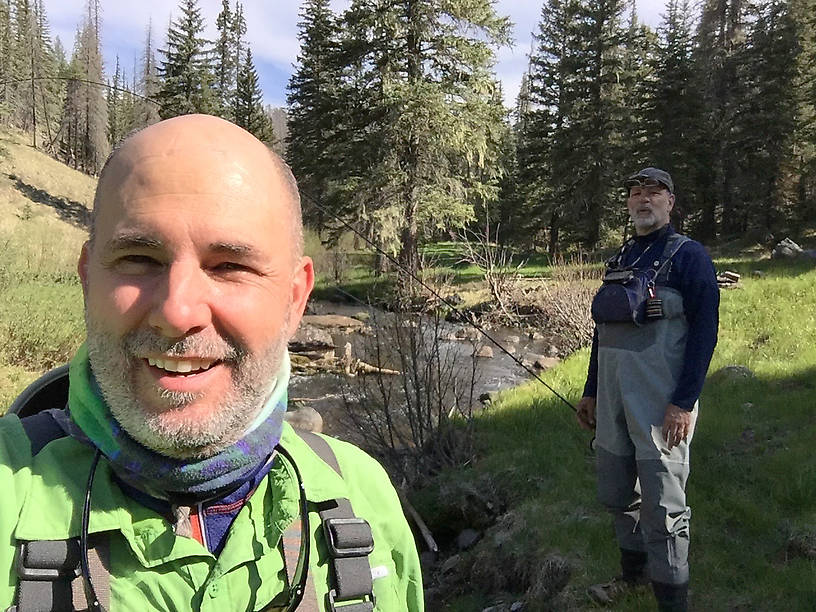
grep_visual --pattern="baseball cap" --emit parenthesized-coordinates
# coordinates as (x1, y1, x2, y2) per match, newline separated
(624, 167, 674, 193)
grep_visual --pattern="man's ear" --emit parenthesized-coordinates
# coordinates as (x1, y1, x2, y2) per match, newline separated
(78, 241, 90, 296)
(286, 255, 315, 338)
(668, 193, 676, 212)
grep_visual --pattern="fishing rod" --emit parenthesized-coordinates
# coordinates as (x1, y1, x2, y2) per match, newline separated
(298, 190, 578, 414)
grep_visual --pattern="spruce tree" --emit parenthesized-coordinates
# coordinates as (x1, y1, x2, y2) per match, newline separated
(732, 0, 801, 235)
(0, 0, 16, 125)
(234, 47, 272, 143)
(213, 0, 234, 117)
(329, 0, 511, 273)
(156, 0, 215, 118)
(58, 0, 108, 173)
(131, 21, 161, 129)
(649, 0, 698, 231)
(286, 0, 341, 224)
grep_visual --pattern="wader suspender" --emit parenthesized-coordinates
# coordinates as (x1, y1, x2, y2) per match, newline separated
(10, 408, 377, 612)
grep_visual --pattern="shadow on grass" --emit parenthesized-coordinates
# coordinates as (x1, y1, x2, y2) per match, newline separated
(11, 175, 91, 229)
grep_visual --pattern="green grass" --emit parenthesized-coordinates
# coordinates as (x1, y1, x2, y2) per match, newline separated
(0, 128, 91, 412)
(414, 259, 816, 610)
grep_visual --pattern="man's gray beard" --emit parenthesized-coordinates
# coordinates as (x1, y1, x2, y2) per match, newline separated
(631, 211, 657, 234)
(84, 314, 288, 460)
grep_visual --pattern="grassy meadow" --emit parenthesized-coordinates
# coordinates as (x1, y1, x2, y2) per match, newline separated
(1, 127, 814, 610)
(0, 129, 90, 408)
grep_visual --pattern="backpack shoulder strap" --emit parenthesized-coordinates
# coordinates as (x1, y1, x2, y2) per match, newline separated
(19, 410, 69, 456)
(655, 233, 690, 282)
(280, 430, 375, 612)
(8, 365, 70, 419)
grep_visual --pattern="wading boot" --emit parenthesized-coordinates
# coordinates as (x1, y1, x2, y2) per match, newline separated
(651, 581, 689, 612)
(587, 549, 649, 605)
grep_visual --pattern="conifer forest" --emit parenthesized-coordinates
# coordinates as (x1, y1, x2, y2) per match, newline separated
(1, 0, 815, 266)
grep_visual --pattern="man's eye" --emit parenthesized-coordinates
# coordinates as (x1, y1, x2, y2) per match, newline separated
(114, 255, 161, 273)
(212, 262, 250, 273)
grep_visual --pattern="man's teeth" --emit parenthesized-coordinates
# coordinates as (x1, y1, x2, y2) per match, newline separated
(147, 357, 215, 373)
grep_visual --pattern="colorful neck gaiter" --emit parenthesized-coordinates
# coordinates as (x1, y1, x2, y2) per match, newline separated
(67, 343, 289, 503)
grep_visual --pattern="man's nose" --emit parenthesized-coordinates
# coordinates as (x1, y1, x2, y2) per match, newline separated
(147, 262, 212, 337)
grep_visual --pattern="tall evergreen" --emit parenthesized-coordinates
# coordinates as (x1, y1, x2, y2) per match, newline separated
(229, 2, 246, 121)
(649, 0, 698, 230)
(328, 0, 511, 272)
(234, 48, 272, 143)
(156, 0, 215, 118)
(132, 20, 161, 129)
(213, 0, 234, 117)
(732, 0, 801, 235)
(691, 0, 749, 239)
(513, 0, 578, 255)
(0, 0, 17, 126)
(58, 0, 108, 173)
(286, 0, 341, 223)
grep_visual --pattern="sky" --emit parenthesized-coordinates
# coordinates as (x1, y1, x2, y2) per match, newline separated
(44, 0, 669, 109)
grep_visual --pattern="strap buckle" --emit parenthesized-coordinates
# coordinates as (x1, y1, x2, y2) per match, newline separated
(326, 588, 375, 612)
(16, 541, 81, 581)
(322, 518, 374, 558)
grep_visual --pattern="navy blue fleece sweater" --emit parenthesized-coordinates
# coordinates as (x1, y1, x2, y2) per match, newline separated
(582, 225, 719, 411)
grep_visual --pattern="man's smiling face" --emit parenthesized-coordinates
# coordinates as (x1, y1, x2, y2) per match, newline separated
(79, 116, 313, 458)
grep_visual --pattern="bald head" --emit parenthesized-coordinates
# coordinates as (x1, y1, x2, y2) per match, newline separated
(90, 115, 303, 258)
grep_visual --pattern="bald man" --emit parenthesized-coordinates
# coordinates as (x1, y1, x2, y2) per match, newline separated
(0, 115, 423, 612)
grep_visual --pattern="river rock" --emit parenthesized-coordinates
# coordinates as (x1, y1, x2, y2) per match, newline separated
(529, 331, 545, 341)
(479, 391, 496, 404)
(505, 335, 520, 344)
(474, 345, 494, 358)
(524, 355, 560, 370)
(353, 311, 370, 322)
(289, 324, 335, 352)
(712, 365, 755, 382)
(301, 314, 366, 330)
(772, 237, 803, 259)
(547, 344, 559, 357)
(284, 406, 323, 433)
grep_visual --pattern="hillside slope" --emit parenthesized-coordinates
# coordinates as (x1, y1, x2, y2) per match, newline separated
(0, 129, 93, 408)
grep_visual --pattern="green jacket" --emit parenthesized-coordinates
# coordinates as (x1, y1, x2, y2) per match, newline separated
(0, 416, 424, 611)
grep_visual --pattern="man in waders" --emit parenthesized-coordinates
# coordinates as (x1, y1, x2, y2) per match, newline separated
(576, 167, 719, 611)
(0, 115, 423, 611)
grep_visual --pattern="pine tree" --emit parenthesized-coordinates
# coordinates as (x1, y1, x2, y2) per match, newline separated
(156, 0, 215, 118)
(132, 20, 161, 129)
(229, 2, 246, 120)
(286, 0, 341, 223)
(649, 0, 699, 231)
(58, 0, 108, 173)
(325, 0, 511, 273)
(213, 0, 234, 117)
(234, 47, 273, 143)
(0, 0, 17, 125)
(732, 0, 801, 235)
(691, 0, 749, 240)
(513, 0, 578, 255)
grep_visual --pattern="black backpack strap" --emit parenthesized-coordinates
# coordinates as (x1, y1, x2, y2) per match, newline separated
(19, 410, 69, 456)
(8, 365, 70, 418)
(292, 431, 376, 612)
(11, 535, 110, 612)
(11, 409, 111, 612)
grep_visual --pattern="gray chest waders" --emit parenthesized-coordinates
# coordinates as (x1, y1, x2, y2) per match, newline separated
(593, 262, 697, 586)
